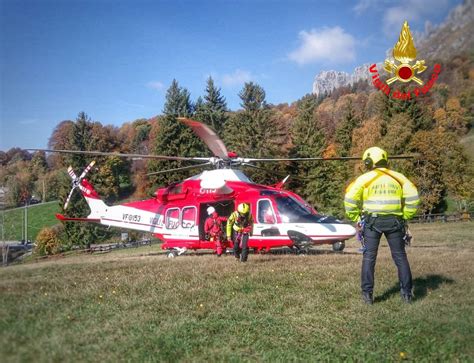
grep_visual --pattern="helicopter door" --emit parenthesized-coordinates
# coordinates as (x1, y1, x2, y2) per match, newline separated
(256, 198, 279, 236)
(199, 200, 235, 240)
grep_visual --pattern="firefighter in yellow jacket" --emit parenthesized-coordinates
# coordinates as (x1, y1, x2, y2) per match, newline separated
(227, 203, 254, 262)
(344, 147, 420, 305)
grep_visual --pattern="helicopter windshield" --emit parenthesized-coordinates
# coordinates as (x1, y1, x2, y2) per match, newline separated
(275, 196, 339, 224)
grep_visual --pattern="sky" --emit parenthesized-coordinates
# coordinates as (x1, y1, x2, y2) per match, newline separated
(0, 0, 462, 150)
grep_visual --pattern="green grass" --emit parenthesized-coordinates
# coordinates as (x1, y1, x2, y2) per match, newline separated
(1, 222, 473, 362)
(2, 201, 60, 241)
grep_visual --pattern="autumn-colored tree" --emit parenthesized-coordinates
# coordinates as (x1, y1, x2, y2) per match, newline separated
(316, 98, 336, 137)
(35, 225, 64, 255)
(433, 97, 469, 135)
(48, 120, 75, 168)
(407, 129, 472, 214)
(351, 116, 383, 159)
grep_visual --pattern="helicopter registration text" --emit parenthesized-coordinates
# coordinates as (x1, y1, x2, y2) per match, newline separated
(122, 213, 141, 222)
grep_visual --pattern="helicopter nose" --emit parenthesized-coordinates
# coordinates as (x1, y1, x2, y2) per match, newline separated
(342, 224, 357, 237)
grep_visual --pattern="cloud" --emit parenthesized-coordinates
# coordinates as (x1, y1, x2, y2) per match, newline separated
(221, 69, 253, 87)
(353, 0, 378, 16)
(288, 27, 356, 65)
(353, 0, 450, 34)
(383, 0, 449, 33)
(19, 118, 39, 125)
(146, 81, 164, 91)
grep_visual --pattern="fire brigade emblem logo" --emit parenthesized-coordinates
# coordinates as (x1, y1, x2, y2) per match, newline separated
(384, 21, 427, 85)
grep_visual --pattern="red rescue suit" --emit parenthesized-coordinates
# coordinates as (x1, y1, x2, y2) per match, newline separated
(204, 212, 227, 256)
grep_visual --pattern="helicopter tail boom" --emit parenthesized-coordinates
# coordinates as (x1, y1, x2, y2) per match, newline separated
(79, 178, 107, 219)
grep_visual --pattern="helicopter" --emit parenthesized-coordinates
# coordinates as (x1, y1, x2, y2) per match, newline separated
(32, 118, 413, 257)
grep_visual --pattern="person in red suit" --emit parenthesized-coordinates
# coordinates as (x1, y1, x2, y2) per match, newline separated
(204, 206, 227, 256)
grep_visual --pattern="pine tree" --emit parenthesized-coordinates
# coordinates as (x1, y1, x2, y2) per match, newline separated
(288, 95, 345, 216)
(223, 82, 283, 184)
(60, 112, 108, 248)
(162, 79, 194, 117)
(194, 77, 228, 134)
(238, 82, 267, 113)
(335, 100, 360, 157)
(149, 81, 206, 188)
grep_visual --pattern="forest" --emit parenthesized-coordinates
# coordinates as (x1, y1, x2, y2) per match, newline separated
(1, 52, 473, 249)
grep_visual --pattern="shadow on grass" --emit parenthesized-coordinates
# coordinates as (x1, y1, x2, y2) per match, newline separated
(375, 274, 455, 303)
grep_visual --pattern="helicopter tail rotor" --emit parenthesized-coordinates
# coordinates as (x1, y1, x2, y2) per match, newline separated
(64, 160, 96, 209)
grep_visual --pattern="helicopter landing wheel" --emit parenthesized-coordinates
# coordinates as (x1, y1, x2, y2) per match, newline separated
(167, 250, 178, 258)
(332, 241, 345, 252)
(288, 230, 312, 254)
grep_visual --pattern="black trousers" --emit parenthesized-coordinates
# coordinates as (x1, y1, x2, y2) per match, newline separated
(233, 233, 249, 261)
(362, 215, 412, 296)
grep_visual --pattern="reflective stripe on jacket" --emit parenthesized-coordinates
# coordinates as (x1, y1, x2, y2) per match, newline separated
(344, 168, 420, 222)
(226, 211, 254, 238)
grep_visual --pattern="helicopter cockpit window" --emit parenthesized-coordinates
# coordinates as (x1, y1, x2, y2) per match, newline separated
(275, 196, 326, 223)
(181, 207, 196, 228)
(165, 208, 180, 229)
(258, 199, 276, 224)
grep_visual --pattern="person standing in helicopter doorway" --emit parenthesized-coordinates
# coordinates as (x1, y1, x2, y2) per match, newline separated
(227, 203, 254, 262)
(344, 147, 420, 305)
(204, 206, 227, 257)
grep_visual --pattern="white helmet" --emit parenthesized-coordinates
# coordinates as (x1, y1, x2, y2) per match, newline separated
(207, 206, 216, 215)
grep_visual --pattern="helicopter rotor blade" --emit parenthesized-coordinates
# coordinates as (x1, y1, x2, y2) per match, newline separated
(78, 160, 96, 180)
(67, 166, 78, 181)
(241, 162, 310, 181)
(146, 162, 213, 176)
(242, 154, 418, 163)
(64, 186, 76, 210)
(27, 149, 211, 163)
(177, 118, 229, 159)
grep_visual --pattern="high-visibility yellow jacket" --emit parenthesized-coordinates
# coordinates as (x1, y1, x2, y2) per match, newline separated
(344, 168, 420, 222)
(226, 211, 254, 238)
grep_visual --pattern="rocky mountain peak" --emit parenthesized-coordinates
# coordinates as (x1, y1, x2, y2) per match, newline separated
(312, 64, 375, 96)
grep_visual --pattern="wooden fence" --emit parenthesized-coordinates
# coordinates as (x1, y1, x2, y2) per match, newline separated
(410, 212, 473, 223)
(88, 239, 157, 253)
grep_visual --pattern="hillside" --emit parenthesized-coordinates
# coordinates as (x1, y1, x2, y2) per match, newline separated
(2, 202, 60, 241)
(418, 0, 474, 61)
(461, 128, 474, 159)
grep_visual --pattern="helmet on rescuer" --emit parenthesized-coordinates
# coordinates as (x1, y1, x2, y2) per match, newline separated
(237, 203, 250, 215)
(207, 206, 216, 216)
(363, 147, 388, 169)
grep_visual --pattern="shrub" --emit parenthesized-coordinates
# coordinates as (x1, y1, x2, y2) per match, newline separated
(35, 225, 64, 255)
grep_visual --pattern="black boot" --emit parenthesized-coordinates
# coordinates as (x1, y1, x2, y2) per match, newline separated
(401, 293, 412, 304)
(362, 292, 373, 305)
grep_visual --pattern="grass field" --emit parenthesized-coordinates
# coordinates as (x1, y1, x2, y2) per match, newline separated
(0, 222, 473, 362)
(2, 202, 60, 241)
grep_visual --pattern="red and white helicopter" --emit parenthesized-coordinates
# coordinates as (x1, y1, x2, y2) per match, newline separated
(34, 118, 410, 257)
